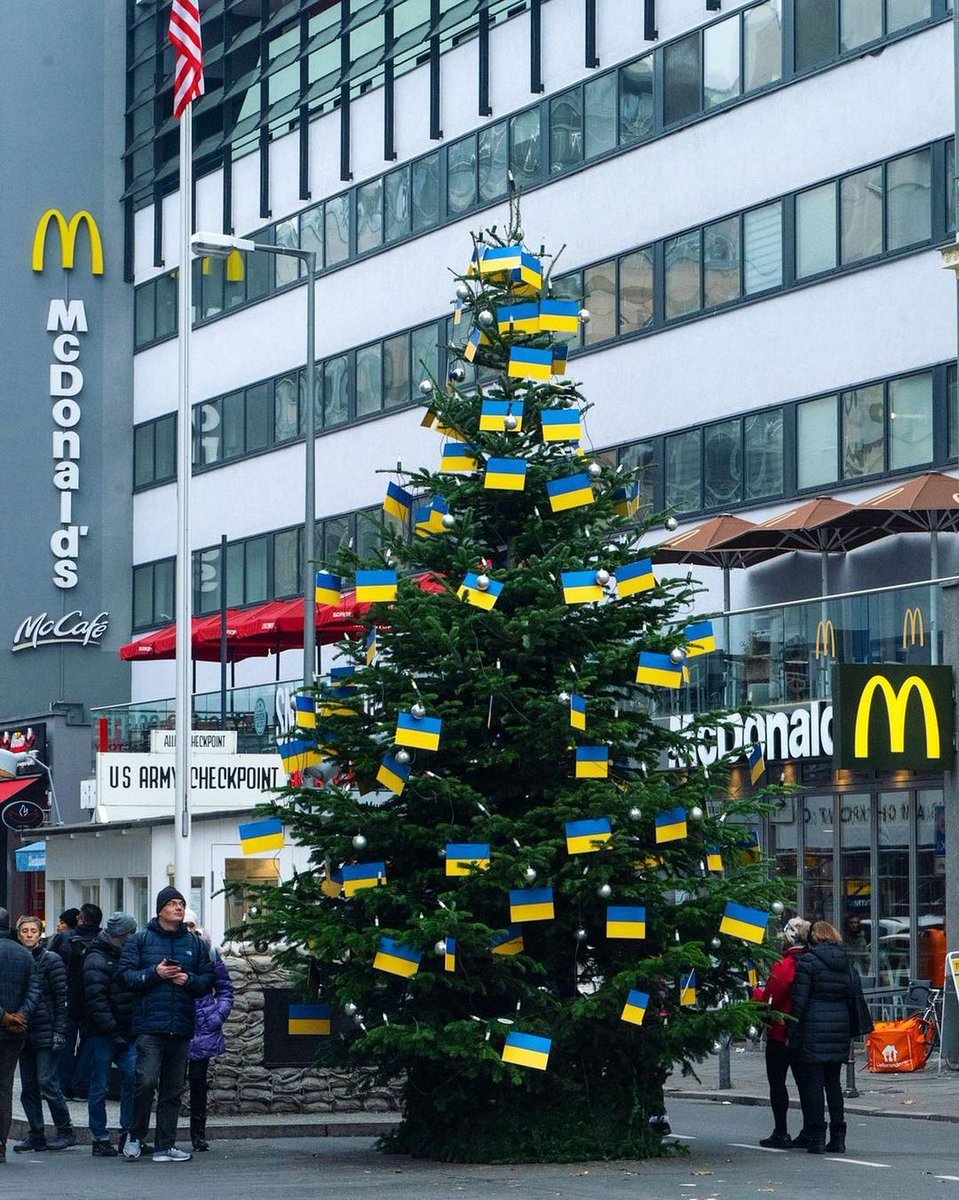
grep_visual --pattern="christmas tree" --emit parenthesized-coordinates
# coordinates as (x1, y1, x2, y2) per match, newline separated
(241, 200, 788, 1162)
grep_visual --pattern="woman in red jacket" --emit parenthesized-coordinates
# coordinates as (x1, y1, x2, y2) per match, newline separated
(756, 917, 810, 1148)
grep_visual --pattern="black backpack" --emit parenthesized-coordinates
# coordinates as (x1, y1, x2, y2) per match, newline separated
(66, 933, 94, 1021)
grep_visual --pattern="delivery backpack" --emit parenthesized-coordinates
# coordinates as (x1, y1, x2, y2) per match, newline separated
(865, 1016, 934, 1072)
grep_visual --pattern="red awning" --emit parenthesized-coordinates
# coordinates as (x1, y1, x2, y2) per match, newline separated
(0, 778, 38, 802)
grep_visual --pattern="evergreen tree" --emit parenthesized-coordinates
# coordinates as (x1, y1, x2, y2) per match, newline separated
(241, 203, 787, 1163)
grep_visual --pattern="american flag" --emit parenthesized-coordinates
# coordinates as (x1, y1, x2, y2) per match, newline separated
(169, 0, 204, 118)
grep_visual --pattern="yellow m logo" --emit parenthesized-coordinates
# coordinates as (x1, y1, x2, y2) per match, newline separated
(853, 674, 940, 760)
(32, 209, 104, 275)
(815, 618, 836, 660)
(902, 607, 925, 648)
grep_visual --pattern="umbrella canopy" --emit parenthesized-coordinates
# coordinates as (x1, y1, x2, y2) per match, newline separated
(120, 610, 268, 663)
(656, 514, 787, 569)
(718, 496, 890, 555)
(829, 472, 959, 533)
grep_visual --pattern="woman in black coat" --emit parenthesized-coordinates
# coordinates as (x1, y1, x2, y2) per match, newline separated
(788, 920, 853, 1155)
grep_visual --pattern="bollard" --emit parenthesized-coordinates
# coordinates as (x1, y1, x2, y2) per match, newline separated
(844, 1043, 859, 1098)
(719, 1035, 732, 1089)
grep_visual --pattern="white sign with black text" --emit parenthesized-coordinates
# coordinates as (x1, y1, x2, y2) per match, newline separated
(96, 751, 284, 817)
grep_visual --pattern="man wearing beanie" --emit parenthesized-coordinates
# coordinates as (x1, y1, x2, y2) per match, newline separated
(118, 888, 214, 1162)
(82, 913, 139, 1157)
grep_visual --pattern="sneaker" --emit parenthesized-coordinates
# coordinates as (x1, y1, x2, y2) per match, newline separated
(13, 1137, 47, 1153)
(122, 1137, 141, 1161)
(152, 1147, 193, 1162)
(759, 1133, 792, 1149)
(92, 1140, 119, 1157)
(48, 1131, 77, 1151)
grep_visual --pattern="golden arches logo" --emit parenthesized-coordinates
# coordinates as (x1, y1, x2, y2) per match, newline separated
(32, 209, 104, 275)
(902, 607, 925, 648)
(815, 618, 836, 660)
(853, 674, 940, 760)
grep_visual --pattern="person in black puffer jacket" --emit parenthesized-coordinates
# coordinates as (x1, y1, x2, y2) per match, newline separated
(788, 920, 853, 1155)
(0, 908, 41, 1163)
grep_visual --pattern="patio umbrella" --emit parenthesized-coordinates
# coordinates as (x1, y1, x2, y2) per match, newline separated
(120, 610, 268, 663)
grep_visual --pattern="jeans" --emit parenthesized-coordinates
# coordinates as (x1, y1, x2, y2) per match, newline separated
(764, 1039, 805, 1134)
(798, 1059, 844, 1137)
(0, 1039, 22, 1146)
(19, 1043, 73, 1139)
(188, 1058, 210, 1139)
(131, 1033, 190, 1152)
(86, 1035, 137, 1141)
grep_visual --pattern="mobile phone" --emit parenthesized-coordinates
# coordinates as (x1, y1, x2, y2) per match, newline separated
(163, 959, 181, 969)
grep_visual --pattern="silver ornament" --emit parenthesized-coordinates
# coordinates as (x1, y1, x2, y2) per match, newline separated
(771, 900, 785, 915)
(352, 834, 368, 851)
(710, 937, 722, 949)
(434, 940, 447, 956)
(669, 646, 687, 664)
(515, 226, 524, 241)
(504, 414, 519, 430)
(419, 378, 433, 394)
(455, 282, 470, 300)
(579, 308, 591, 323)
(587, 461, 602, 479)
(411, 702, 426, 719)
(523, 866, 537, 883)
(595, 568, 611, 587)
(353, 1012, 365, 1026)
(747, 1025, 759, 1039)
(689, 806, 704, 821)
(664, 516, 679, 532)
(711, 1040, 723, 1053)
(441, 513, 456, 529)
(475, 574, 490, 591)
(558, 691, 570, 703)
(629, 806, 641, 820)
(597, 883, 612, 899)
(574, 928, 588, 942)
(344, 1001, 358, 1016)
(395, 748, 411, 765)
(449, 366, 466, 383)
(477, 310, 494, 328)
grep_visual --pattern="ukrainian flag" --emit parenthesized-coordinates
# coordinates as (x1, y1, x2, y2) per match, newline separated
(747, 961, 759, 988)
(509, 251, 543, 293)
(441, 441, 479, 473)
(746, 742, 766, 784)
(453, 297, 463, 326)
(509, 887, 555, 923)
(315, 571, 342, 606)
(365, 628, 378, 666)
(415, 495, 450, 537)
(612, 481, 640, 518)
(279, 737, 320, 776)
(444, 937, 457, 973)
(467, 243, 485, 276)
(355, 569, 398, 602)
(491, 925, 524, 955)
(457, 572, 504, 611)
(680, 970, 697, 1006)
(463, 328, 483, 363)
(496, 302, 539, 334)
(635, 651, 683, 689)
(547, 472, 595, 513)
(479, 244, 523, 277)
(502, 1030, 551, 1071)
(377, 752, 410, 796)
(562, 570, 604, 604)
(737, 829, 762, 863)
(719, 901, 769, 944)
(384, 481, 412, 522)
(538, 298, 580, 333)
(484, 457, 527, 491)
(615, 558, 656, 598)
(575, 746, 609, 779)
(655, 806, 688, 844)
(421, 406, 440, 428)
(321, 865, 342, 898)
(684, 621, 717, 657)
(341, 861, 387, 898)
(445, 843, 491, 876)
(552, 344, 568, 375)
(294, 693, 317, 730)
(569, 694, 587, 730)
(541, 409, 582, 442)
(705, 847, 724, 872)
(621, 988, 650, 1026)
(508, 346, 553, 382)
(607, 905, 646, 939)
(288, 1003, 331, 1036)
(565, 816, 612, 854)
(373, 937, 422, 978)
(239, 818, 285, 855)
(395, 711, 442, 751)
(479, 398, 524, 432)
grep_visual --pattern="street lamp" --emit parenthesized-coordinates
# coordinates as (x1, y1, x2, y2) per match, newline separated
(0, 750, 62, 824)
(191, 232, 319, 689)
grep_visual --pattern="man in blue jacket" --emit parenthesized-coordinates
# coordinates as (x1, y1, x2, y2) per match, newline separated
(118, 887, 214, 1163)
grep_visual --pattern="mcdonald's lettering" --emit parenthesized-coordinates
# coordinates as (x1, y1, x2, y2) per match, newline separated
(833, 664, 954, 769)
(32, 210, 104, 275)
(815, 618, 836, 660)
(902, 607, 925, 649)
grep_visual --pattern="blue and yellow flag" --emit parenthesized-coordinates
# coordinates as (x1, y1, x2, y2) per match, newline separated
(546, 472, 594, 513)
(453, 297, 463, 326)
(463, 326, 490, 363)
(680, 970, 697, 1006)
(293, 692, 317, 730)
(395, 711, 442, 752)
(538, 298, 580, 333)
(341, 861, 387, 898)
(445, 843, 491, 876)
(655, 806, 688, 844)
(239, 818, 285, 855)
(607, 905, 646, 939)
(467, 243, 485, 276)
(509, 251, 543, 293)
(288, 1003, 331, 1036)
(565, 816, 612, 854)
(377, 752, 410, 795)
(479, 244, 523, 277)
(575, 746, 609, 779)
(484, 457, 527, 491)
(705, 847, 724, 872)
(365, 628, 378, 666)
(616, 558, 656, 598)
(552, 343, 568, 375)
(562, 570, 604, 605)
(509, 887, 555, 923)
(621, 988, 650, 1026)
(508, 346, 553, 382)
(373, 937, 422, 978)
(479, 398, 525, 432)
(746, 961, 759, 988)
(414, 495, 450, 538)
(384, 481, 412, 522)
(502, 1030, 551, 1071)
(684, 620, 716, 657)
(491, 925, 524, 955)
(315, 571, 342, 607)
(541, 409, 582, 442)
(441, 441, 479, 473)
(444, 937, 457, 973)
(355, 569, 398, 602)
(457, 571, 504, 611)
(635, 651, 683, 689)
(746, 742, 766, 784)
(612, 481, 640, 518)
(570, 693, 587, 730)
(496, 302, 539, 334)
(736, 829, 762, 863)
(278, 737, 321, 776)
(719, 901, 769, 944)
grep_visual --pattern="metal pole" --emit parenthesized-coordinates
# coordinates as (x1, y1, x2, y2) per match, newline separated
(718, 1034, 731, 1089)
(302, 251, 317, 690)
(930, 528, 940, 665)
(220, 533, 228, 724)
(844, 1044, 859, 1098)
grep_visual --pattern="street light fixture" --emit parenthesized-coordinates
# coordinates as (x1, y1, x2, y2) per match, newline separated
(191, 231, 319, 689)
(0, 750, 62, 824)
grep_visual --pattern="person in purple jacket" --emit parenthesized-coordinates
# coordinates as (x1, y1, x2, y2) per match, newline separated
(183, 911, 234, 1152)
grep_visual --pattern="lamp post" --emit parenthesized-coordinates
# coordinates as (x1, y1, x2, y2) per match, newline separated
(191, 232, 318, 689)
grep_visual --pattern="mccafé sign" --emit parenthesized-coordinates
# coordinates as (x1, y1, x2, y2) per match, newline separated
(833, 664, 955, 770)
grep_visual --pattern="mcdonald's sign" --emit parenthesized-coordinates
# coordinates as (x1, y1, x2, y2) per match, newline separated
(902, 606, 925, 649)
(815, 618, 836, 660)
(833, 664, 954, 769)
(31, 209, 104, 275)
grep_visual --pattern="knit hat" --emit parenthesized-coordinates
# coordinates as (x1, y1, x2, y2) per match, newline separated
(155, 885, 186, 914)
(106, 912, 137, 937)
(782, 917, 810, 947)
(183, 908, 198, 926)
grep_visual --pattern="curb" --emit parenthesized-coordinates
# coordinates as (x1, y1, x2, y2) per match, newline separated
(665, 1088, 959, 1125)
(9, 1116, 400, 1145)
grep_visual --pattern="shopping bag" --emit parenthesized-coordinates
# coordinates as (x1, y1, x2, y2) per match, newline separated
(865, 1017, 933, 1072)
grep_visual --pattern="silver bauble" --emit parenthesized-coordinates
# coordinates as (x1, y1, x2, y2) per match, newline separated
(411, 702, 426, 719)
(352, 834, 368, 851)
(669, 646, 687, 664)
(710, 937, 722, 949)
(395, 748, 411, 765)
(419, 378, 433, 394)
(629, 806, 641, 820)
(449, 366, 466, 383)
(475, 573, 491, 591)
(477, 310, 494, 327)
(689, 806, 704, 821)
(574, 928, 588, 942)
(597, 883, 612, 899)
(441, 513, 456, 529)
(595, 568, 611, 586)
(504, 414, 519, 430)
(352, 1012, 365, 1026)
(523, 865, 537, 883)
(587, 461, 602, 479)
(579, 308, 591, 323)
(558, 691, 570, 703)
(747, 1025, 759, 1039)
(711, 1040, 723, 1053)
(515, 226, 524, 240)
(434, 940, 447, 956)
(455, 282, 470, 300)
(771, 900, 785, 915)
(664, 516, 679, 532)
(344, 1001, 358, 1016)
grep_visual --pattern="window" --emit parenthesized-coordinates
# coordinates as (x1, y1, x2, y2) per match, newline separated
(412, 153, 440, 232)
(133, 559, 174, 630)
(75, 880, 101, 908)
(134, 413, 176, 488)
(355, 343, 383, 417)
(274, 527, 300, 598)
(105, 878, 124, 913)
(704, 419, 742, 507)
(619, 248, 654, 333)
(665, 429, 701, 512)
(584, 73, 617, 159)
(796, 182, 837, 278)
(663, 32, 701, 126)
(886, 148, 932, 249)
(743, 202, 783, 294)
(300, 205, 324, 262)
(888, 372, 933, 469)
(325, 194, 351, 266)
(385, 167, 411, 242)
(510, 109, 541, 187)
(745, 409, 784, 499)
(840, 166, 882, 264)
(447, 136, 477, 215)
(324, 355, 351, 427)
(550, 88, 583, 173)
(224, 857, 281, 933)
(478, 122, 508, 203)
(842, 0, 881, 50)
(665, 231, 702, 319)
(274, 218, 301, 286)
(797, 395, 838, 489)
(619, 440, 656, 512)
(47, 880, 64, 929)
(128, 878, 148, 930)
(887, 0, 931, 32)
(411, 323, 439, 390)
(744, 0, 782, 91)
(584, 261, 616, 345)
(841, 383, 885, 479)
(356, 178, 384, 253)
(190, 878, 205, 929)
(703, 216, 740, 307)
(384, 332, 411, 408)
(619, 57, 653, 144)
(135, 284, 155, 345)
(275, 374, 300, 444)
(704, 16, 740, 108)
(794, 0, 838, 72)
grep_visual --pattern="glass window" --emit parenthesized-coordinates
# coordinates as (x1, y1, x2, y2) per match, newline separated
(195, 400, 222, 467)
(619, 57, 653, 144)
(840, 166, 882, 264)
(744, 0, 782, 91)
(323, 514, 351, 565)
(135, 285, 155, 346)
(584, 73, 616, 159)
(246, 241, 272, 303)
(225, 543, 243, 608)
(245, 536, 269, 603)
(704, 16, 741, 109)
(550, 88, 583, 174)
(947, 140, 956, 235)
(887, 0, 930, 31)
(155, 273, 177, 340)
(447, 136, 477, 216)
(134, 424, 155, 489)
(797, 394, 838, 489)
(384, 332, 410, 408)
(917, 790, 946, 978)
(794, 0, 838, 72)
(245, 383, 270, 454)
(274, 374, 300, 444)
(355, 343, 383, 417)
(325, 194, 350, 266)
(356, 510, 382, 560)
(224, 858, 280, 932)
(663, 32, 702, 126)
(411, 323, 438, 395)
(274, 218, 300, 286)
(665, 429, 701, 513)
(133, 564, 154, 628)
(222, 390, 245, 459)
(888, 372, 933, 470)
(877, 793, 909, 987)
(949, 364, 958, 458)
(129, 878, 149, 931)
(195, 546, 220, 616)
(412, 152, 440, 231)
(510, 109, 541, 187)
(803, 795, 835, 926)
(155, 414, 176, 481)
(743, 201, 783, 294)
(886, 148, 931, 249)
(703, 215, 741, 307)
(324, 355, 351, 427)
(224, 250, 246, 309)
(75, 880, 100, 908)
(838, 794, 874, 977)
(841, 383, 884, 478)
(619, 248, 654, 333)
(704, 418, 742, 508)
(619, 440, 656, 512)
(665, 230, 702, 320)
(842, 0, 881, 50)
(384, 167, 411, 242)
(200, 254, 226, 320)
(154, 560, 174, 626)
(274, 527, 300, 598)
(300, 205, 324, 262)
(584, 261, 616, 345)
(356, 177, 384, 254)
(478, 122, 508, 203)
(745, 408, 784, 500)
(796, 182, 837, 278)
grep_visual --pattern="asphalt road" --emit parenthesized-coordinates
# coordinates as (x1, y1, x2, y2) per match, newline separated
(3, 1101, 959, 1200)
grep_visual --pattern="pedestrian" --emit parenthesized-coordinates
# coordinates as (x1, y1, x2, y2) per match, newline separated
(47, 909, 80, 959)
(55, 902, 102, 1101)
(118, 886, 214, 1162)
(183, 910, 234, 1152)
(755, 916, 810, 1149)
(12, 916, 76, 1153)
(81, 913, 139, 1157)
(0, 907, 41, 1164)
(842, 913, 870, 977)
(788, 919, 853, 1155)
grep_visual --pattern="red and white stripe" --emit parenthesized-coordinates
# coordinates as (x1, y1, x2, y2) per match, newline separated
(169, 0, 204, 118)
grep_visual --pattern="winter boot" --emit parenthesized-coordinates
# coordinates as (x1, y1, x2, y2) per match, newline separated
(759, 1132, 792, 1148)
(805, 1124, 827, 1154)
(825, 1122, 846, 1153)
(790, 1129, 813, 1149)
